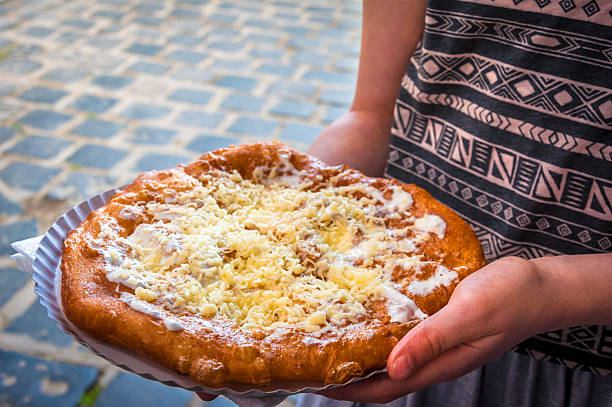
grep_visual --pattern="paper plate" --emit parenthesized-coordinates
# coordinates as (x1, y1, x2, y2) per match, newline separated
(31, 188, 386, 398)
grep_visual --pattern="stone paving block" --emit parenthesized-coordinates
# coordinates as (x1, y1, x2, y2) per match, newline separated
(18, 110, 72, 130)
(279, 122, 322, 143)
(228, 117, 278, 136)
(0, 349, 98, 407)
(70, 94, 117, 113)
(275, 12, 300, 20)
(87, 37, 121, 49)
(171, 8, 201, 19)
(22, 26, 54, 38)
(267, 81, 317, 100)
(324, 106, 346, 124)
(206, 27, 240, 38)
(132, 15, 165, 26)
(0, 220, 37, 255)
(72, 118, 124, 139)
(270, 100, 317, 119)
(127, 61, 170, 75)
(0, 162, 61, 191)
(332, 57, 358, 73)
(309, 14, 334, 23)
(92, 75, 133, 90)
(4, 301, 74, 347)
(168, 34, 203, 46)
(0, 126, 16, 143)
(256, 64, 294, 77)
(19, 86, 67, 103)
(95, 373, 192, 407)
(245, 33, 280, 44)
(221, 94, 265, 112)
(0, 84, 16, 97)
(303, 69, 356, 85)
(61, 18, 94, 29)
(130, 126, 177, 144)
(329, 42, 361, 57)
(215, 75, 258, 91)
(286, 37, 322, 50)
(165, 49, 207, 64)
(134, 153, 189, 172)
(209, 58, 251, 70)
(43, 67, 88, 83)
(243, 18, 273, 29)
(280, 25, 310, 36)
(291, 51, 329, 67)
(249, 48, 283, 59)
(126, 42, 163, 56)
(207, 13, 238, 25)
(205, 396, 237, 407)
(175, 110, 224, 129)
(55, 32, 81, 43)
(0, 268, 29, 306)
(317, 88, 354, 107)
(0, 58, 42, 73)
(46, 172, 116, 202)
(0, 101, 19, 122)
(92, 10, 125, 20)
(121, 103, 172, 120)
(12, 44, 44, 57)
(208, 41, 243, 52)
(169, 20, 201, 32)
(6, 135, 71, 159)
(67, 144, 127, 169)
(168, 88, 213, 105)
(172, 68, 214, 83)
(0, 194, 23, 216)
(187, 135, 239, 153)
(177, 0, 207, 4)
(133, 2, 164, 12)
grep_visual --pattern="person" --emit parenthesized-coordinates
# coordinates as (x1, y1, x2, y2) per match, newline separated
(295, 0, 612, 406)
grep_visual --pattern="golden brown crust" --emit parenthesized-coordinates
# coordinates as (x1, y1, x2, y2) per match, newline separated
(61, 141, 486, 388)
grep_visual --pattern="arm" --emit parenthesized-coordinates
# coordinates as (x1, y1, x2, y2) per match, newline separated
(320, 253, 612, 403)
(308, 0, 427, 176)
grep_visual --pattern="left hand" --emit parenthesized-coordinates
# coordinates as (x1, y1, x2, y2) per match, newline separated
(318, 256, 557, 403)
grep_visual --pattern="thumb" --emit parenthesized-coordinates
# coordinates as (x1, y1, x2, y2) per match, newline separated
(387, 298, 488, 380)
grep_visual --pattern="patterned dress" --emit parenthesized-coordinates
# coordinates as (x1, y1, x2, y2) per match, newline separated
(299, 0, 611, 405)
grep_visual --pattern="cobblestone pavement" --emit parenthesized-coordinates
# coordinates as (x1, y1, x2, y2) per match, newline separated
(0, 0, 361, 405)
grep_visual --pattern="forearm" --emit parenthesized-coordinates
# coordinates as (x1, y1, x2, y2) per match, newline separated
(533, 253, 612, 327)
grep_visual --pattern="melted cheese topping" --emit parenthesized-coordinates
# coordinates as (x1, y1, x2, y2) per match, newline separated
(91, 156, 455, 332)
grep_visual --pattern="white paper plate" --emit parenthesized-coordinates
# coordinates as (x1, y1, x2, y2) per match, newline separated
(31, 188, 386, 398)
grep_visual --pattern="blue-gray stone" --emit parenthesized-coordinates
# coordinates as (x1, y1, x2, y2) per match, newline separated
(95, 373, 192, 407)
(70, 94, 117, 113)
(243, 19, 273, 28)
(221, 94, 265, 112)
(92, 75, 133, 89)
(72, 119, 123, 139)
(303, 70, 356, 85)
(43, 67, 88, 83)
(267, 81, 317, 100)
(168, 34, 203, 46)
(18, 110, 72, 130)
(324, 106, 346, 124)
(67, 144, 127, 169)
(0, 126, 16, 143)
(318, 88, 354, 107)
(0, 194, 22, 215)
(306, 5, 334, 13)
(87, 37, 121, 49)
(133, 2, 164, 12)
(11, 44, 43, 57)
(171, 8, 201, 19)
(18, 86, 66, 104)
(291, 51, 329, 67)
(275, 12, 300, 20)
(130, 126, 177, 144)
(172, 68, 214, 83)
(249, 48, 283, 59)
(279, 25, 310, 36)
(270, 101, 317, 119)
(46, 172, 115, 202)
(279, 123, 323, 143)
(175, 111, 224, 129)
(209, 58, 250, 70)
(127, 61, 170, 75)
(318, 28, 351, 39)
(208, 41, 243, 52)
(126, 42, 163, 56)
(168, 89, 213, 105)
(329, 42, 361, 56)
(0, 58, 41, 73)
(56, 32, 81, 43)
(134, 153, 189, 172)
(93, 10, 124, 20)
(122, 103, 172, 120)
(177, 0, 207, 4)
(204, 396, 237, 407)
(132, 16, 165, 26)
(0, 268, 29, 306)
(0, 349, 97, 407)
(206, 27, 240, 37)
(165, 49, 207, 64)
(0, 83, 16, 96)
(215, 75, 258, 91)
(332, 57, 358, 73)
(5, 301, 74, 346)
(0, 220, 37, 255)
(245, 33, 279, 43)
(62, 18, 93, 29)
(228, 117, 278, 135)
(256, 64, 294, 77)
(22, 26, 54, 37)
(187, 135, 239, 153)
(6, 135, 71, 159)
(286, 37, 321, 49)
(0, 162, 61, 190)
(207, 13, 237, 24)
(309, 14, 334, 23)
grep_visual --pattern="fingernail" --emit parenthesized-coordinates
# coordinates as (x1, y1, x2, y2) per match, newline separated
(390, 355, 412, 380)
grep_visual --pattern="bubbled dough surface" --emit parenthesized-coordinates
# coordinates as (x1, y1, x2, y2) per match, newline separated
(60, 142, 486, 388)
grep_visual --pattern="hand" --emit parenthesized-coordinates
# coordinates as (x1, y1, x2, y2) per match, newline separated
(308, 110, 392, 177)
(319, 256, 557, 403)
(196, 392, 217, 402)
